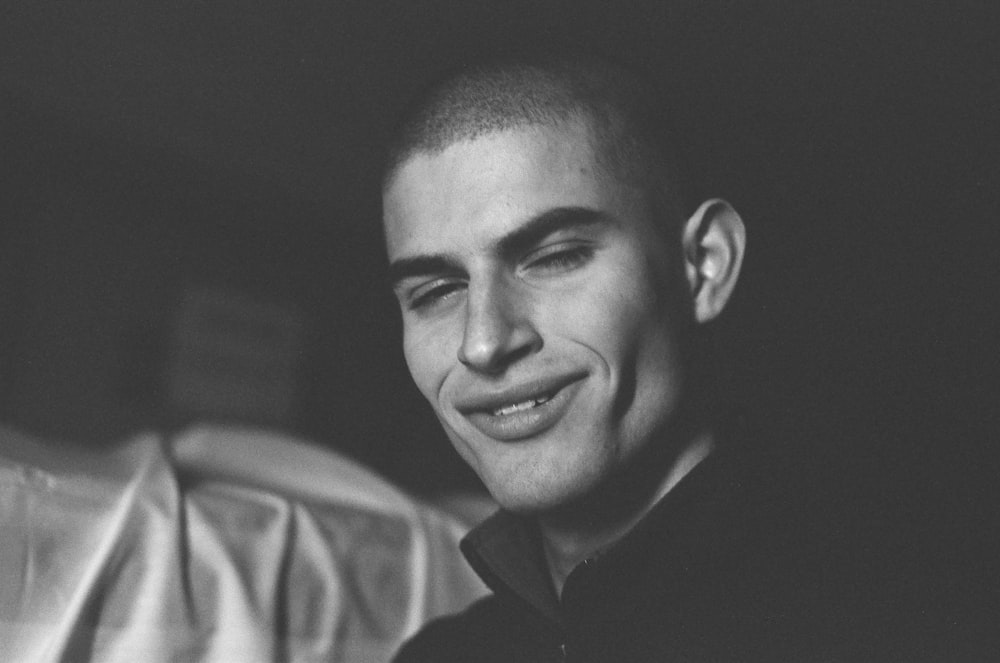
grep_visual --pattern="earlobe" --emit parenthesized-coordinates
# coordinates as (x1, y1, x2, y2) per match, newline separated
(682, 199, 746, 323)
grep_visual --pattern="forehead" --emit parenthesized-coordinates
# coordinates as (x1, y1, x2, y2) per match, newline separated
(383, 121, 642, 258)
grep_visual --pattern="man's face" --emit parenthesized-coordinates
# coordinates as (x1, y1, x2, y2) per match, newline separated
(384, 120, 692, 514)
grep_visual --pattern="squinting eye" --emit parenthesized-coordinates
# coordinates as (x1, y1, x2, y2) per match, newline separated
(409, 280, 466, 311)
(527, 245, 594, 272)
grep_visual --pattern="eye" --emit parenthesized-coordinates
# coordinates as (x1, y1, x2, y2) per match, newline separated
(525, 244, 594, 273)
(408, 278, 466, 311)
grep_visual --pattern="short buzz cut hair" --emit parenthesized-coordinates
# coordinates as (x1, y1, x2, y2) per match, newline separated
(381, 50, 690, 229)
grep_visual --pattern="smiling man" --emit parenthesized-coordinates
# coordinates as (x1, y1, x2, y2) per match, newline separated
(382, 53, 858, 662)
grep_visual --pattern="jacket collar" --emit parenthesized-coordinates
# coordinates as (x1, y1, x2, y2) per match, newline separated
(461, 509, 563, 627)
(459, 416, 754, 631)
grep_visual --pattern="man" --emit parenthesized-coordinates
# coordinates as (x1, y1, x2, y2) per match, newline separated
(381, 53, 917, 661)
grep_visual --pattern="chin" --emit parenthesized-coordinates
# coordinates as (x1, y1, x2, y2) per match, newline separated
(448, 419, 614, 514)
(491, 490, 567, 516)
(482, 463, 606, 516)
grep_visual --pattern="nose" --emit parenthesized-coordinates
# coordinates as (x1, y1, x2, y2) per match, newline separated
(458, 280, 541, 374)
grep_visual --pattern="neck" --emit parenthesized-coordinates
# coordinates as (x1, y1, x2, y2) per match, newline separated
(538, 424, 715, 596)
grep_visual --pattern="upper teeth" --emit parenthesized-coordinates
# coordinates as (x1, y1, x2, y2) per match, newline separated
(493, 393, 552, 416)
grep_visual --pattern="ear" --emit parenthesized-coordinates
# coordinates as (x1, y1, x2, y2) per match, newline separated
(681, 199, 746, 323)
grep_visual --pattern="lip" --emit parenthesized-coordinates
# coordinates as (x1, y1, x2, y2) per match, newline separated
(455, 372, 587, 442)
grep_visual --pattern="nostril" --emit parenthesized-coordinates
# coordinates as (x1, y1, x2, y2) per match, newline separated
(458, 284, 542, 373)
(458, 325, 542, 374)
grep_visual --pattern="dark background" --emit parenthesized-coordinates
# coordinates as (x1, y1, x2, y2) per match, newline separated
(1, 0, 997, 554)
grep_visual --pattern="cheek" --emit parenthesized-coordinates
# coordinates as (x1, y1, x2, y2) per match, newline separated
(559, 263, 682, 423)
(402, 324, 451, 399)
(556, 266, 662, 356)
(403, 331, 435, 396)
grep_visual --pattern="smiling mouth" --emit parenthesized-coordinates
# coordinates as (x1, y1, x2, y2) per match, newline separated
(491, 391, 556, 417)
(457, 374, 586, 442)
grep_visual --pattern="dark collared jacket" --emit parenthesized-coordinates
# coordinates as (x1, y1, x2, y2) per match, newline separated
(395, 429, 992, 662)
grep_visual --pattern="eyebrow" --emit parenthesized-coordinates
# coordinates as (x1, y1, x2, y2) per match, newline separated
(387, 206, 610, 289)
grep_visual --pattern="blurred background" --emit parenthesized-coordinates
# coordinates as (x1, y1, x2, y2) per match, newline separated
(1, 0, 997, 520)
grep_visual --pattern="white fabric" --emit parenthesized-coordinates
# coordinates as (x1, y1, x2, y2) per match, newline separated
(0, 424, 486, 662)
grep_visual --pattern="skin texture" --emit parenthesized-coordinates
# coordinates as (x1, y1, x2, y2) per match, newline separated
(384, 119, 744, 588)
